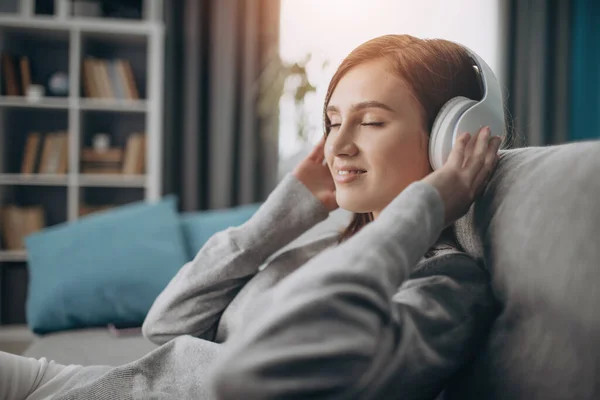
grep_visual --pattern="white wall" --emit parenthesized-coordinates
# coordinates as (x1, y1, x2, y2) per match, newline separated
(277, 0, 505, 177)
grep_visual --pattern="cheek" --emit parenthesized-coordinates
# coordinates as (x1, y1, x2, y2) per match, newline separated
(362, 131, 406, 167)
(324, 135, 334, 162)
(366, 131, 429, 181)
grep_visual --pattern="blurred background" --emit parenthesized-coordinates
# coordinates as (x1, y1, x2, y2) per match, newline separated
(0, 0, 597, 348)
(161, 0, 598, 213)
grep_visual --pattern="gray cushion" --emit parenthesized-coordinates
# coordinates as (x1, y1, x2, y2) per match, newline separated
(22, 328, 158, 366)
(448, 140, 600, 399)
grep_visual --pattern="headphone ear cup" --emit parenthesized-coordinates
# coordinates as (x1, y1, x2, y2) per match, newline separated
(429, 96, 477, 170)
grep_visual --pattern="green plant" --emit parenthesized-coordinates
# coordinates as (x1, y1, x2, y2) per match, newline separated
(258, 52, 326, 142)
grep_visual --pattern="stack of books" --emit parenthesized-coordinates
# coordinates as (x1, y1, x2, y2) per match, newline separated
(82, 57, 140, 100)
(1, 205, 45, 250)
(81, 148, 123, 174)
(21, 132, 69, 174)
(81, 132, 146, 175)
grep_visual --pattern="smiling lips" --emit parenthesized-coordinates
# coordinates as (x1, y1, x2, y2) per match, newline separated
(334, 167, 367, 184)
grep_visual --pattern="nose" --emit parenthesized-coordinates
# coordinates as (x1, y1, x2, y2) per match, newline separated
(328, 125, 359, 158)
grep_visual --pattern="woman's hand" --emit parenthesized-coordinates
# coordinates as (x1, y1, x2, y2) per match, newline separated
(293, 136, 338, 212)
(422, 126, 502, 227)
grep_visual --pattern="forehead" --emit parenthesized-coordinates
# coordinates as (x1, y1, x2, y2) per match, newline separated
(328, 59, 415, 111)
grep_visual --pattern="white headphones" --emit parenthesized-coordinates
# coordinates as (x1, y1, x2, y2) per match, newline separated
(428, 44, 505, 170)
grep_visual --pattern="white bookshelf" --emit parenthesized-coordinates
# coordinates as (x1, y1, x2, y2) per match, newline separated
(0, 0, 164, 264)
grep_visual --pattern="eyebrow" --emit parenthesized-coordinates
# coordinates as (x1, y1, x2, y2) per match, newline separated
(326, 101, 395, 114)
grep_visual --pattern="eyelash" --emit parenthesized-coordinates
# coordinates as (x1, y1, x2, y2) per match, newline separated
(328, 122, 385, 129)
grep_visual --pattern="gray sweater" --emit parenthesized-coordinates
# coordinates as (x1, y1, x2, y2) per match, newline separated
(49, 174, 496, 399)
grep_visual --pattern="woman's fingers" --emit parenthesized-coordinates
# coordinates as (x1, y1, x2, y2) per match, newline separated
(462, 127, 490, 180)
(472, 136, 502, 196)
(467, 127, 491, 168)
(309, 135, 327, 162)
(447, 131, 470, 168)
(461, 126, 481, 168)
(453, 126, 502, 197)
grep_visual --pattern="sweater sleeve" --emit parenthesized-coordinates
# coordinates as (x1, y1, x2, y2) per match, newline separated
(142, 174, 329, 345)
(209, 181, 497, 399)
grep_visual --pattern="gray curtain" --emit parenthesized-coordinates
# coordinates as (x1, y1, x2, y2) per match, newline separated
(505, 0, 572, 147)
(163, 0, 280, 211)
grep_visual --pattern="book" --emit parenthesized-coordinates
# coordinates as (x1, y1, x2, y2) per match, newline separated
(82, 58, 98, 98)
(121, 60, 140, 100)
(37, 133, 55, 174)
(97, 60, 115, 99)
(38, 132, 68, 174)
(107, 60, 126, 100)
(1, 53, 20, 96)
(1, 206, 20, 250)
(21, 132, 42, 174)
(19, 56, 31, 95)
(122, 133, 145, 175)
(1, 205, 45, 250)
(56, 133, 69, 174)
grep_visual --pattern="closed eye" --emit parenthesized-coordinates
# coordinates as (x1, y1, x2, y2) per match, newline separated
(328, 122, 384, 132)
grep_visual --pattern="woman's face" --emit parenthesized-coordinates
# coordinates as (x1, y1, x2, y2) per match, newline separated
(325, 58, 433, 218)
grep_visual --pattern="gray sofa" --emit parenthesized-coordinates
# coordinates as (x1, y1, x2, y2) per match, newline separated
(22, 327, 158, 366)
(445, 140, 600, 399)
(21, 140, 600, 399)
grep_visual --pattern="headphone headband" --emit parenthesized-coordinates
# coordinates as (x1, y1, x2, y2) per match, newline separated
(462, 46, 505, 127)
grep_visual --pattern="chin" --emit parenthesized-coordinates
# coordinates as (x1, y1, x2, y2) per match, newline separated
(336, 192, 374, 214)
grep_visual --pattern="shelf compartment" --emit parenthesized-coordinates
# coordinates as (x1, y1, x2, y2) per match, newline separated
(1, 186, 67, 226)
(79, 186, 144, 217)
(80, 111, 145, 176)
(80, 31, 147, 100)
(0, 108, 69, 175)
(0, 25, 70, 97)
(0, 186, 67, 255)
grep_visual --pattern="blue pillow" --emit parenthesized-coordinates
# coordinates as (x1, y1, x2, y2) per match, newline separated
(25, 195, 188, 334)
(180, 203, 261, 259)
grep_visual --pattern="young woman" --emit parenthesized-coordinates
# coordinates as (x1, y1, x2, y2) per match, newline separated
(206, 34, 503, 399)
(0, 34, 503, 400)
